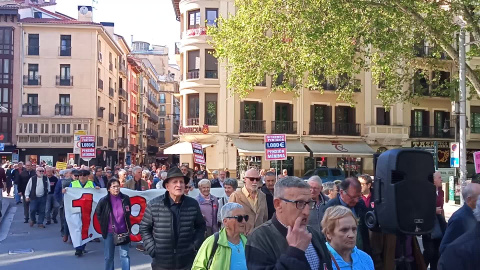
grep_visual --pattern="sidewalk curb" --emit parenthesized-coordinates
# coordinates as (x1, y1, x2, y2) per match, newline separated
(0, 196, 12, 227)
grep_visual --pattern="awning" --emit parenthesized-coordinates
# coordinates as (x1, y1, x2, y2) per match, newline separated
(232, 138, 309, 155)
(163, 142, 212, 155)
(304, 140, 374, 157)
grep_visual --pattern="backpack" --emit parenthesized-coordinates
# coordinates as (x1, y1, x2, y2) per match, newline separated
(206, 232, 220, 269)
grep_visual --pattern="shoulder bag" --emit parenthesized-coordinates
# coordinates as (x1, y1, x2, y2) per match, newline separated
(110, 212, 130, 246)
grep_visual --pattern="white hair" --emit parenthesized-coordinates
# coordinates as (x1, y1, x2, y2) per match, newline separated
(198, 179, 211, 188)
(142, 170, 151, 177)
(308, 175, 323, 186)
(118, 169, 126, 176)
(474, 196, 480, 221)
(132, 166, 142, 174)
(221, 202, 244, 220)
(160, 172, 167, 179)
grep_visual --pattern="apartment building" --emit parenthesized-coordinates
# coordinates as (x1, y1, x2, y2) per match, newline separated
(16, 3, 124, 166)
(127, 56, 141, 165)
(171, 0, 480, 177)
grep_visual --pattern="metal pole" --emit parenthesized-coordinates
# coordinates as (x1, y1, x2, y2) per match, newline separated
(459, 28, 467, 204)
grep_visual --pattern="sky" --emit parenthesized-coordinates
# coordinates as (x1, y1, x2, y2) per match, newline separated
(54, 0, 180, 63)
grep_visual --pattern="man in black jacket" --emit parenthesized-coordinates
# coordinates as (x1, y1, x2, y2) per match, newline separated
(16, 161, 36, 223)
(246, 176, 333, 270)
(93, 166, 107, 188)
(322, 177, 371, 255)
(139, 167, 206, 270)
(260, 171, 276, 220)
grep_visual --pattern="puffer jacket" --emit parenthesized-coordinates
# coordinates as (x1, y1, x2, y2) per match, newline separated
(139, 191, 206, 270)
(96, 192, 132, 240)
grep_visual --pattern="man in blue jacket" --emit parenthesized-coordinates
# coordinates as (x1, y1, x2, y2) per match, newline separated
(439, 183, 480, 254)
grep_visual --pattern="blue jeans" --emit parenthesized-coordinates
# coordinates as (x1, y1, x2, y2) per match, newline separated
(29, 195, 47, 225)
(104, 233, 130, 270)
(45, 194, 59, 222)
(13, 184, 20, 203)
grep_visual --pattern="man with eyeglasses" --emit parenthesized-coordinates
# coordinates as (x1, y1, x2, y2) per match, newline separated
(93, 166, 107, 188)
(24, 166, 51, 228)
(229, 168, 268, 235)
(323, 177, 371, 255)
(246, 176, 333, 270)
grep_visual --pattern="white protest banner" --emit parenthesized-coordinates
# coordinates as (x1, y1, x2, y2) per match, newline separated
(64, 187, 227, 248)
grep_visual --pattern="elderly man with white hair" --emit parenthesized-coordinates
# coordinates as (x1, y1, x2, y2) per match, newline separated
(117, 169, 127, 187)
(156, 172, 168, 189)
(196, 179, 220, 237)
(307, 175, 329, 233)
(438, 195, 480, 269)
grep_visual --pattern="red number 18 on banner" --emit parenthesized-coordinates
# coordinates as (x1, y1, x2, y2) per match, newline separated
(72, 194, 147, 241)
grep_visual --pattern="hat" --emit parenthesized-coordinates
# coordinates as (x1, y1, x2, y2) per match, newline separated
(80, 169, 90, 176)
(196, 170, 204, 175)
(163, 167, 190, 188)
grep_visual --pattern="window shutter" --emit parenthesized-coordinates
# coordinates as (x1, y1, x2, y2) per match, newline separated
(348, 107, 356, 124)
(376, 108, 384, 125)
(240, 101, 245, 120)
(385, 110, 391, 125)
(288, 103, 293, 122)
(423, 110, 430, 127)
(411, 110, 416, 127)
(257, 102, 263, 120)
(310, 105, 315, 130)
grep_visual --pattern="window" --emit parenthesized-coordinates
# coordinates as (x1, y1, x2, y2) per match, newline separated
(187, 94, 199, 125)
(27, 34, 39, 55)
(27, 64, 39, 85)
(60, 64, 70, 79)
(159, 130, 165, 138)
(206, 9, 218, 27)
(60, 35, 71, 56)
(205, 49, 218, 79)
(160, 118, 165, 128)
(188, 10, 201, 29)
(472, 106, 480, 133)
(0, 28, 13, 56)
(310, 105, 332, 134)
(27, 94, 38, 105)
(376, 107, 390, 125)
(410, 110, 429, 137)
(160, 105, 166, 116)
(0, 88, 11, 113)
(275, 103, 292, 121)
(187, 50, 200, 79)
(59, 94, 70, 105)
(204, 93, 217, 125)
(242, 101, 261, 120)
(0, 59, 11, 84)
(159, 93, 165, 103)
(34, 12, 42, 18)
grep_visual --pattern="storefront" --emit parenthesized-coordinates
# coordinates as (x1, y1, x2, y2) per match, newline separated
(19, 148, 73, 166)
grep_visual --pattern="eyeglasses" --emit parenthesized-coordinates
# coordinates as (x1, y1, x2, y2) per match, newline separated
(279, 197, 316, 210)
(73, 175, 80, 178)
(246, 177, 261, 182)
(225, 215, 249, 223)
(342, 190, 361, 201)
(37, 170, 45, 173)
(106, 171, 112, 174)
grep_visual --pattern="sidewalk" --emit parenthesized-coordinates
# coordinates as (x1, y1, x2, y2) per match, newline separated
(0, 190, 13, 225)
(444, 202, 461, 221)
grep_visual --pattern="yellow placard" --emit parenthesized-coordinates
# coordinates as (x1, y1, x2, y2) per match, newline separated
(56, 162, 67, 170)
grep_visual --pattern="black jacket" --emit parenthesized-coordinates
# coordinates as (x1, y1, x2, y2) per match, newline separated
(210, 178, 222, 188)
(261, 185, 276, 219)
(438, 222, 480, 270)
(139, 191, 206, 270)
(246, 214, 333, 270)
(96, 192, 132, 240)
(17, 169, 35, 193)
(94, 175, 108, 188)
(323, 195, 371, 255)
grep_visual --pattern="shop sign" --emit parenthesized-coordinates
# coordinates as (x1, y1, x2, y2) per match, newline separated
(450, 142, 459, 168)
(412, 141, 449, 148)
(438, 168, 455, 183)
(179, 124, 209, 135)
(73, 130, 88, 154)
(192, 143, 205, 165)
(265, 134, 287, 161)
(80, 135, 96, 160)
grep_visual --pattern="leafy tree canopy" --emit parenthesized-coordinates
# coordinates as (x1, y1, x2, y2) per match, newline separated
(208, 0, 480, 107)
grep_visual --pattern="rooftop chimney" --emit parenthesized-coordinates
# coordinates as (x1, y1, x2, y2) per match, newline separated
(100, 22, 114, 37)
(77, 5, 93, 22)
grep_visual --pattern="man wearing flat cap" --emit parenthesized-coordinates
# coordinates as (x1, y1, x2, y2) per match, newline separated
(140, 167, 206, 270)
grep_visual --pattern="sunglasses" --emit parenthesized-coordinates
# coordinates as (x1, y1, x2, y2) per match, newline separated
(246, 177, 261, 182)
(225, 215, 249, 222)
(37, 170, 45, 172)
(73, 175, 80, 177)
(106, 171, 112, 174)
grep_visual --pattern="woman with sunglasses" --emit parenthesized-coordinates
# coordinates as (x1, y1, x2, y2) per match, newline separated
(192, 202, 248, 270)
(96, 179, 132, 270)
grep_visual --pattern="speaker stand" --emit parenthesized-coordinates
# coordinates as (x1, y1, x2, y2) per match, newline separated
(394, 234, 415, 270)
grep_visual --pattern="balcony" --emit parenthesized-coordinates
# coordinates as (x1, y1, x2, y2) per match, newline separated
(148, 95, 158, 107)
(59, 46, 71, 56)
(187, 69, 199, 79)
(109, 87, 114, 98)
(97, 108, 104, 118)
(272, 121, 297, 134)
(159, 110, 166, 117)
(240, 119, 266, 133)
(108, 139, 114, 148)
(159, 123, 166, 130)
(109, 113, 114, 123)
(97, 136, 104, 147)
(205, 70, 218, 79)
(206, 117, 217, 126)
(159, 98, 166, 104)
(414, 45, 449, 59)
(22, 104, 40, 115)
(98, 79, 103, 90)
(131, 103, 138, 113)
(147, 128, 159, 138)
(23, 75, 41, 86)
(129, 144, 138, 153)
(119, 87, 127, 100)
(146, 107, 152, 116)
(117, 137, 128, 148)
(27, 45, 39, 56)
(119, 62, 127, 75)
(150, 114, 159, 123)
(119, 112, 128, 123)
(133, 84, 139, 93)
(54, 104, 72, 116)
(410, 126, 455, 138)
(56, 76, 73, 86)
(187, 118, 199, 126)
(147, 145, 159, 154)
(158, 137, 166, 144)
(334, 123, 361, 136)
(309, 122, 333, 135)
(130, 124, 138, 134)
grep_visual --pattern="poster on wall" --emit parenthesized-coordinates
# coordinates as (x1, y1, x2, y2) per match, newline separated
(67, 153, 75, 165)
(26, 155, 38, 165)
(39, 156, 53, 166)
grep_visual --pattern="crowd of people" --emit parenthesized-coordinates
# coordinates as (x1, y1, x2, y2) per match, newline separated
(1, 161, 479, 270)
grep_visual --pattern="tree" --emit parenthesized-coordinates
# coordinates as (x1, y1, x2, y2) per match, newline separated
(208, 0, 480, 106)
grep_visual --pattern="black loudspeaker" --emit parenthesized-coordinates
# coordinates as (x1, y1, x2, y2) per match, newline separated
(370, 148, 436, 235)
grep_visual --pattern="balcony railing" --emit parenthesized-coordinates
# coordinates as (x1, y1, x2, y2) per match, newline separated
(334, 123, 361, 136)
(148, 95, 158, 107)
(158, 137, 166, 144)
(117, 137, 128, 148)
(27, 45, 39, 56)
(119, 112, 128, 123)
(108, 139, 114, 148)
(119, 62, 127, 74)
(159, 111, 166, 117)
(240, 119, 266, 133)
(56, 76, 73, 86)
(146, 108, 152, 116)
(272, 121, 297, 134)
(97, 108, 104, 118)
(22, 104, 40, 115)
(109, 87, 114, 97)
(410, 126, 455, 138)
(309, 122, 333, 135)
(109, 113, 114, 122)
(54, 104, 72, 116)
(206, 117, 217, 126)
(150, 114, 159, 123)
(109, 62, 113, 71)
(187, 118, 199, 125)
(159, 123, 166, 130)
(187, 70, 199, 79)
(147, 145, 159, 153)
(59, 46, 71, 56)
(23, 75, 41, 86)
(205, 70, 218, 79)
(97, 136, 104, 147)
(159, 98, 166, 104)
(119, 87, 127, 100)
(98, 79, 103, 90)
